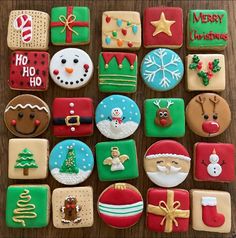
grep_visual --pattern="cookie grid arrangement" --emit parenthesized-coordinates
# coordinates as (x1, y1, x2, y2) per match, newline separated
(3, 6, 234, 234)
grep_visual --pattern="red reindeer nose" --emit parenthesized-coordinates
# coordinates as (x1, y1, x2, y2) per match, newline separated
(202, 121, 220, 134)
(160, 119, 167, 126)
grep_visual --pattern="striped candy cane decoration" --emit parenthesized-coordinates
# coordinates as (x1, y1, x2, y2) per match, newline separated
(13, 14, 33, 43)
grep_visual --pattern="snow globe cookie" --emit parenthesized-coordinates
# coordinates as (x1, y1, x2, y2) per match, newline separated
(186, 93, 231, 137)
(97, 183, 144, 228)
(95, 95, 141, 139)
(141, 48, 184, 91)
(144, 140, 191, 187)
(4, 94, 50, 137)
(49, 140, 94, 185)
(49, 48, 93, 89)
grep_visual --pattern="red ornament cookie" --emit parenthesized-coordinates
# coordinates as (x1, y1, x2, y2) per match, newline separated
(9, 51, 49, 91)
(194, 142, 235, 182)
(97, 183, 143, 229)
(52, 98, 94, 137)
(143, 7, 183, 48)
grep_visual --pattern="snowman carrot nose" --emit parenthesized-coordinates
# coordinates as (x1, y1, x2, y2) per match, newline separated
(65, 67, 74, 74)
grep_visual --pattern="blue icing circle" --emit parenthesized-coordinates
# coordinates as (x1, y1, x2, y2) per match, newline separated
(95, 95, 141, 140)
(141, 48, 184, 91)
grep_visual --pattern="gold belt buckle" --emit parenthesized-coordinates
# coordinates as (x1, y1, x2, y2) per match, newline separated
(65, 115, 80, 126)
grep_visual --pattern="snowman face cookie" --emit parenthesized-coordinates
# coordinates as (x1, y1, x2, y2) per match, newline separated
(50, 48, 93, 89)
(95, 95, 141, 140)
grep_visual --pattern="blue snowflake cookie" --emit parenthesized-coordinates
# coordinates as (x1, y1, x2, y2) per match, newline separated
(49, 139, 94, 185)
(141, 48, 184, 91)
(95, 95, 141, 140)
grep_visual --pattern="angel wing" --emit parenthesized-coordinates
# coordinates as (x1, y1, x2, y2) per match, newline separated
(103, 157, 113, 165)
(119, 155, 129, 163)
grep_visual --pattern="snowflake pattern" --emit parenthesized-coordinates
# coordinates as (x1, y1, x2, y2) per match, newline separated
(142, 48, 183, 90)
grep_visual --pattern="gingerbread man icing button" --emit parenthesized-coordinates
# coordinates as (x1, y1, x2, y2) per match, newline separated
(4, 94, 50, 137)
(186, 93, 231, 137)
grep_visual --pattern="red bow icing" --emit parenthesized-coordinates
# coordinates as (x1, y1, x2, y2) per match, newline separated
(112, 117, 123, 124)
(66, 204, 76, 209)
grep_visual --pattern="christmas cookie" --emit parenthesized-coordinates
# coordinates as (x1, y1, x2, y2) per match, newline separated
(97, 183, 143, 228)
(186, 93, 231, 137)
(98, 52, 138, 93)
(144, 140, 191, 188)
(102, 11, 141, 50)
(143, 7, 183, 48)
(8, 138, 49, 179)
(52, 187, 93, 228)
(9, 51, 50, 91)
(147, 188, 190, 232)
(49, 48, 93, 89)
(95, 95, 141, 140)
(141, 48, 184, 91)
(7, 10, 50, 50)
(52, 98, 94, 137)
(186, 54, 225, 91)
(188, 10, 228, 50)
(191, 189, 231, 233)
(144, 98, 185, 137)
(49, 140, 94, 185)
(194, 142, 235, 182)
(51, 6, 90, 45)
(6, 185, 50, 228)
(4, 94, 50, 137)
(95, 139, 138, 181)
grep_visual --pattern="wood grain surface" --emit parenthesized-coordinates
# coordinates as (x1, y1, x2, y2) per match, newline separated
(0, 0, 236, 237)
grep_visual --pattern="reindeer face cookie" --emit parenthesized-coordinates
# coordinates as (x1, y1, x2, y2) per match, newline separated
(186, 93, 231, 137)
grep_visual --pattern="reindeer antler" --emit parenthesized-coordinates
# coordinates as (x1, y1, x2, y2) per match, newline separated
(166, 100, 174, 109)
(195, 96, 206, 115)
(209, 96, 220, 113)
(153, 99, 161, 109)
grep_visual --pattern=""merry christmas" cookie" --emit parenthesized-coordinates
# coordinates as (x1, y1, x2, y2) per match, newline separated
(4, 94, 50, 137)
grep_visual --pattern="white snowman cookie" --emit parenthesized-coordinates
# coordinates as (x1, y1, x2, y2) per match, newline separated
(49, 48, 93, 89)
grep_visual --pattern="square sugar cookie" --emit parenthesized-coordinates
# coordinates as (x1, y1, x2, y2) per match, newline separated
(7, 10, 50, 50)
(102, 11, 141, 50)
(144, 98, 185, 137)
(52, 187, 93, 228)
(191, 189, 231, 233)
(186, 54, 225, 91)
(8, 138, 49, 179)
(6, 185, 50, 228)
(143, 7, 183, 48)
(95, 139, 138, 181)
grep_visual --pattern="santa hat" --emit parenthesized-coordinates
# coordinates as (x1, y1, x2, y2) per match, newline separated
(145, 140, 191, 161)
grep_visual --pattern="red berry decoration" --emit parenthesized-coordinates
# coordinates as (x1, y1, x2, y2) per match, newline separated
(11, 119, 17, 126)
(106, 16, 111, 23)
(53, 69, 59, 75)
(35, 120, 41, 126)
(208, 62, 213, 70)
(197, 62, 202, 70)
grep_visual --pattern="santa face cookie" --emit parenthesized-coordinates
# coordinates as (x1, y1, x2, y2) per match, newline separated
(144, 140, 191, 188)
(141, 48, 184, 91)
(143, 7, 183, 48)
(9, 51, 50, 91)
(186, 54, 225, 91)
(186, 93, 231, 137)
(4, 94, 50, 137)
(191, 189, 231, 233)
(49, 140, 94, 185)
(194, 142, 235, 182)
(97, 183, 143, 228)
(95, 95, 141, 140)
(49, 48, 93, 89)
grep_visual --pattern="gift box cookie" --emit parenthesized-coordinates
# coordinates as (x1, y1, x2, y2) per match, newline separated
(191, 189, 231, 233)
(51, 6, 90, 45)
(143, 7, 183, 48)
(187, 10, 228, 50)
(8, 138, 49, 179)
(186, 54, 225, 91)
(52, 187, 93, 228)
(147, 188, 190, 232)
(96, 139, 138, 181)
(98, 52, 138, 93)
(144, 98, 185, 137)
(6, 185, 50, 228)
(102, 11, 141, 50)
(7, 10, 50, 50)
(194, 142, 235, 182)
(9, 51, 50, 91)
(52, 98, 94, 137)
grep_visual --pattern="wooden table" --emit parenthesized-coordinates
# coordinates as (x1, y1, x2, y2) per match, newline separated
(0, 0, 235, 237)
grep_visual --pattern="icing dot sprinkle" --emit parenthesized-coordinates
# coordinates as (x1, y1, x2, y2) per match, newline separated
(69, 103, 74, 107)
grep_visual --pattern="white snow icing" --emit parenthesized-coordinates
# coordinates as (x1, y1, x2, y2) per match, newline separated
(51, 168, 92, 185)
(96, 120, 139, 139)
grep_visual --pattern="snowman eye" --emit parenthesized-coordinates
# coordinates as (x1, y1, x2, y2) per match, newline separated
(61, 59, 66, 64)
(73, 59, 79, 63)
